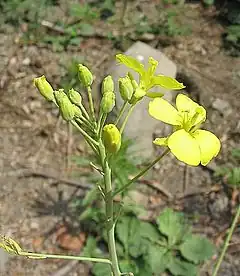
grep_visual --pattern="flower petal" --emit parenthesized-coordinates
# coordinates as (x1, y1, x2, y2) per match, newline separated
(176, 94, 199, 113)
(192, 130, 221, 166)
(168, 129, 201, 166)
(150, 75, 185, 90)
(116, 54, 145, 76)
(149, 98, 181, 125)
(146, 91, 164, 98)
(153, 137, 168, 146)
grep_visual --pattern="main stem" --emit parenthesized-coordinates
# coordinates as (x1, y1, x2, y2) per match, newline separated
(98, 141, 121, 276)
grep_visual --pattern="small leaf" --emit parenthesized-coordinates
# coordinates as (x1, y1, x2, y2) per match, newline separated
(180, 235, 215, 264)
(167, 256, 197, 276)
(157, 208, 188, 246)
(151, 75, 185, 90)
(116, 54, 145, 75)
(146, 245, 170, 273)
(82, 186, 98, 207)
(116, 216, 131, 252)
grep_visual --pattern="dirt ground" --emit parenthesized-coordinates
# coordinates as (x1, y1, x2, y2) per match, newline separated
(0, 1, 240, 276)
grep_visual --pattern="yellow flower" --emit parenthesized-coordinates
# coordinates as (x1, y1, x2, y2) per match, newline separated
(116, 54, 185, 93)
(149, 94, 221, 166)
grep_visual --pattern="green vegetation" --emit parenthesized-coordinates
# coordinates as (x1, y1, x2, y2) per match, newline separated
(214, 148, 240, 187)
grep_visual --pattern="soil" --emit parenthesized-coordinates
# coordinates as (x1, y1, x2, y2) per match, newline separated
(0, 1, 239, 276)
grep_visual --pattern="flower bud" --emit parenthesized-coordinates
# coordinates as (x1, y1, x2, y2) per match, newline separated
(72, 104, 82, 118)
(34, 75, 54, 101)
(78, 64, 93, 87)
(100, 92, 115, 113)
(67, 88, 82, 105)
(129, 87, 146, 105)
(101, 75, 114, 94)
(118, 76, 134, 101)
(102, 124, 121, 154)
(54, 89, 75, 121)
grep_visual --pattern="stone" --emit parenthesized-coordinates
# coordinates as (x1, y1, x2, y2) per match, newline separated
(0, 248, 9, 273)
(212, 98, 232, 117)
(106, 41, 177, 158)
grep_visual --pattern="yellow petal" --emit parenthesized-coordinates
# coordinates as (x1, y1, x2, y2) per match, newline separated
(176, 94, 200, 113)
(148, 98, 181, 125)
(153, 137, 168, 146)
(168, 129, 201, 166)
(193, 130, 221, 166)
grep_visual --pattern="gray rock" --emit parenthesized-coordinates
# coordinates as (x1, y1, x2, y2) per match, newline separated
(212, 98, 232, 117)
(0, 248, 9, 273)
(107, 41, 177, 158)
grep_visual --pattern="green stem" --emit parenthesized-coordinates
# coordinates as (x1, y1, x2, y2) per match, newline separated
(120, 105, 135, 134)
(79, 102, 90, 120)
(71, 120, 98, 147)
(212, 204, 240, 276)
(99, 114, 107, 138)
(87, 86, 96, 121)
(98, 140, 121, 276)
(21, 251, 111, 265)
(115, 101, 128, 126)
(113, 148, 170, 197)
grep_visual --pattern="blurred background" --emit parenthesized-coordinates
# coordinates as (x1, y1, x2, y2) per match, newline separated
(0, 0, 239, 275)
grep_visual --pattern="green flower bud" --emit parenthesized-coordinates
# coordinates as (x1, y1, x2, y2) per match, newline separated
(54, 89, 75, 121)
(129, 87, 146, 105)
(102, 124, 121, 154)
(118, 76, 134, 101)
(101, 75, 114, 94)
(34, 75, 54, 101)
(78, 64, 93, 87)
(67, 88, 82, 105)
(100, 92, 115, 113)
(72, 104, 82, 118)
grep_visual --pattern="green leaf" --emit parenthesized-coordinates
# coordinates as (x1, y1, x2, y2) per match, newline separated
(92, 263, 112, 276)
(116, 216, 131, 252)
(150, 75, 185, 90)
(146, 245, 170, 273)
(157, 208, 189, 246)
(119, 259, 138, 275)
(180, 235, 215, 264)
(82, 186, 98, 207)
(167, 256, 197, 276)
(116, 54, 145, 75)
(140, 222, 160, 242)
(116, 216, 145, 258)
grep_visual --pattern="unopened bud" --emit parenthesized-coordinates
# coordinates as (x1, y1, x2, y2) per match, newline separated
(102, 124, 121, 154)
(54, 89, 75, 121)
(100, 92, 115, 113)
(118, 76, 134, 101)
(129, 87, 146, 105)
(78, 64, 93, 87)
(72, 104, 82, 118)
(34, 75, 54, 101)
(102, 75, 114, 94)
(67, 88, 82, 105)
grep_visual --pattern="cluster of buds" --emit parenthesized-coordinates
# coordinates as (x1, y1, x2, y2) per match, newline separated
(100, 75, 116, 114)
(118, 73, 146, 105)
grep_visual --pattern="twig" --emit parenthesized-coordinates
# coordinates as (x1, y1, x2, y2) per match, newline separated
(16, 167, 92, 190)
(139, 179, 174, 200)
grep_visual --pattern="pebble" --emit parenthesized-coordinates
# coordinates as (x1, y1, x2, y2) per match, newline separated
(212, 98, 232, 116)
